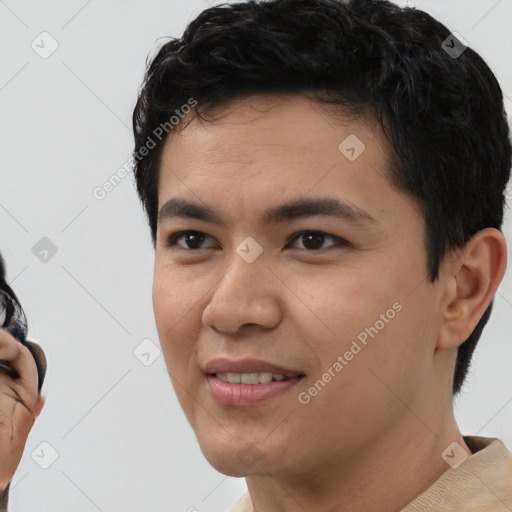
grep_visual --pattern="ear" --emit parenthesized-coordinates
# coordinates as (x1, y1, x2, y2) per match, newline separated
(437, 228, 507, 350)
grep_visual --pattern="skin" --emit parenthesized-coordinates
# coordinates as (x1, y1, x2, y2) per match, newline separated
(152, 94, 507, 511)
(0, 329, 45, 492)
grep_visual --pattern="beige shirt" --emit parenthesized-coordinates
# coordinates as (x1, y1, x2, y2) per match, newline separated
(228, 436, 512, 511)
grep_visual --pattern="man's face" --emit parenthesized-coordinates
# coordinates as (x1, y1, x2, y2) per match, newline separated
(153, 94, 447, 477)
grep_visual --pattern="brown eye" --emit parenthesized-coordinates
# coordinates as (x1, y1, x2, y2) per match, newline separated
(287, 230, 348, 251)
(166, 230, 216, 250)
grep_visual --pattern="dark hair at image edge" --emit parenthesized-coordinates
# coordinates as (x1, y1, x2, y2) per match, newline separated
(131, 0, 512, 396)
(0, 254, 46, 393)
(0, 253, 28, 343)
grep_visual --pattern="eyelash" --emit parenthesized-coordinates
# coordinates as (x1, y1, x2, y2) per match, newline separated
(164, 230, 348, 252)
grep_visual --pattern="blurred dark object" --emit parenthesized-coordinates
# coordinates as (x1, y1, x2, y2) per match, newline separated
(0, 254, 46, 392)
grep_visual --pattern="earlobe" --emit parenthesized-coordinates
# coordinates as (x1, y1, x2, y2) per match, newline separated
(437, 228, 507, 351)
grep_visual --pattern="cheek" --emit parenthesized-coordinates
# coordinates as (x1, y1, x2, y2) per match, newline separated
(153, 258, 200, 325)
(152, 264, 200, 368)
(296, 266, 396, 354)
(342, 283, 439, 407)
(298, 259, 432, 400)
(285, 269, 396, 399)
(152, 263, 207, 426)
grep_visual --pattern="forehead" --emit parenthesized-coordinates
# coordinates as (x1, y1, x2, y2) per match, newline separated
(161, 95, 385, 177)
(163, 94, 386, 158)
(157, 94, 420, 228)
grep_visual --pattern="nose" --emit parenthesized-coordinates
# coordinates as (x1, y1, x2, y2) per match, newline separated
(202, 250, 283, 335)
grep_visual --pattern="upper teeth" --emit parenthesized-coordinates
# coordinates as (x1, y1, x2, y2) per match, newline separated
(216, 372, 288, 384)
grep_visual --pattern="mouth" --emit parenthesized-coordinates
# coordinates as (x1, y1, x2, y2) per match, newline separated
(203, 358, 305, 406)
(213, 371, 298, 384)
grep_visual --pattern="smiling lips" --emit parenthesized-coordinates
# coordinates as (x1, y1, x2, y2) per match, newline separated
(204, 358, 305, 406)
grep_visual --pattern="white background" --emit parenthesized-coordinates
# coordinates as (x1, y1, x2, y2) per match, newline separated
(0, 0, 511, 511)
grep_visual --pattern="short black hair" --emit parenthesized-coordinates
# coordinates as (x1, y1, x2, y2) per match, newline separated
(132, 0, 511, 396)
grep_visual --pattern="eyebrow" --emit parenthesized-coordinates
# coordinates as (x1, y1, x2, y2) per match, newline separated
(158, 197, 377, 228)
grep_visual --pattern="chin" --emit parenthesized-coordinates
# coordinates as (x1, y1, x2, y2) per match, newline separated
(198, 438, 275, 477)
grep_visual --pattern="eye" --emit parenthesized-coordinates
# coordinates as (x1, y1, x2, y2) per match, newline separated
(165, 229, 348, 252)
(165, 230, 217, 250)
(286, 230, 348, 251)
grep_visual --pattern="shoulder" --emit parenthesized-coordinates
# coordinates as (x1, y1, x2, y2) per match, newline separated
(403, 436, 512, 511)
